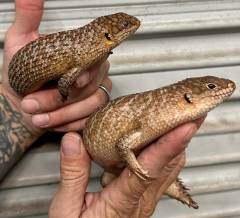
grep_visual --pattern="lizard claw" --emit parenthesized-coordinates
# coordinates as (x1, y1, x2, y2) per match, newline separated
(133, 166, 152, 181)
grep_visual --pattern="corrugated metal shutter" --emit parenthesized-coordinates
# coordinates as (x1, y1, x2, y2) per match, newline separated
(0, 0, 240, 217)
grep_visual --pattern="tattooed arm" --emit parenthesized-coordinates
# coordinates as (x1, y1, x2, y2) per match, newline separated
(0, 0, 46, 181)
(0, 86, 39, 180)
(0, 1, 45, 180)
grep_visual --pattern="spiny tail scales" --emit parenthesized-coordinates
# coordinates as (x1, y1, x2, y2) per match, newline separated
(165, 178, 199, 209)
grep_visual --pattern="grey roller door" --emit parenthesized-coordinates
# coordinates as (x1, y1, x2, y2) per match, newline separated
(0, 1, 240, 217)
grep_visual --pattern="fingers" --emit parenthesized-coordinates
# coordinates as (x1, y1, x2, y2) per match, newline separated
(104, 118, 205, 212)
(29, 76, 111, 128)
(68, 57, 110, 99)
(53, 118, 88, 132)
(52, 76, 112, 132)
(14, 0, 44, 34)
(49, 133, 90, 218)
(21, 60, 110, 113)
(20, 58, 111, 130)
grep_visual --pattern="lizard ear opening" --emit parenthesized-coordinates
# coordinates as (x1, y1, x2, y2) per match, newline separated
(104, 33, 114, 46)
(184, 93, 193, 104)
(105, 33, 112, 40)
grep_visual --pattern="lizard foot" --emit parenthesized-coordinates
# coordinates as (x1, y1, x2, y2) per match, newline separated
(101, 171, 118, 187)
(132, 165, 152, 181)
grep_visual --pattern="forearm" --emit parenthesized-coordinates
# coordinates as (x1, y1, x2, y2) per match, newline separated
(0, 85, 39, 181)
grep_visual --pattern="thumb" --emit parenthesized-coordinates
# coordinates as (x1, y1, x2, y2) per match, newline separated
(14, 0, 44, 34)
(49, 132, 91, 218)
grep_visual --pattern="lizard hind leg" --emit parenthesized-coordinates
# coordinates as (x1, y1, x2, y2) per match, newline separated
(101, 169, 121, 187)
(58, 67, 83, 100)
(164, 178, 199, 209)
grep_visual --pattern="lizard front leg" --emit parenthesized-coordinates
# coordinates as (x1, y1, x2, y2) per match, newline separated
(116, 130, 152, 181)
(58, 67, 83, 99)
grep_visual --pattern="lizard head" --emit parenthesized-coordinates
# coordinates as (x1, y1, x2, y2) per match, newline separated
(102, 12, 140, 45)
(92, 12, 140, 50)
(166, 76, 236, 119)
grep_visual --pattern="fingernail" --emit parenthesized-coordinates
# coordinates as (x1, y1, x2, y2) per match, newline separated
(183, 123, 198, 144)
(76, 71, 90, 88)
(96, 62, 110, 85)
(195, 115, 206, 128)
(32, 114, 49, 127)
(21, 98, 40, 113)
(62, 133, 81, 156)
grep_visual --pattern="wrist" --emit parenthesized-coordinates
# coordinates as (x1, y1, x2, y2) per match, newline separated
(0, 83, 44, 180)
(0, 84, 44, 148)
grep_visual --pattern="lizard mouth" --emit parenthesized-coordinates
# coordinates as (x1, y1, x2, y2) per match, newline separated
(213, 82, 236, 98)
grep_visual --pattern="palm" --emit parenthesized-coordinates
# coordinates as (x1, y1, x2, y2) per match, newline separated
(0, 0, 45, 136)
(3, 30, 39, 94)
(49, 132, 188, 218)
(2, 0, 43, 96)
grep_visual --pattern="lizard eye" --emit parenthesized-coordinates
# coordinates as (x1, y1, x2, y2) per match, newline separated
(206, 83, 217, 90)
(184, 93, 193, 104)
(121, 20, 130, 28)
(105, 33, 112, 40)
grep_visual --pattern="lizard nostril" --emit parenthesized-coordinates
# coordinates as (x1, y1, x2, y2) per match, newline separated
(228, 82, 236, 90)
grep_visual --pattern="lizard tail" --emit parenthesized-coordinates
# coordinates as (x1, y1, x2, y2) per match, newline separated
(164, 177, 199, 209)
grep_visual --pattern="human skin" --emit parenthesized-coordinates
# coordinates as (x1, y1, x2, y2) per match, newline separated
(0, 1, 205, 217)
(49, 118, 204, 218)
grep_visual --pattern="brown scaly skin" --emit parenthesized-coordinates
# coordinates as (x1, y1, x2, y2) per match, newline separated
(83, 76, 236, 209)
(165, 178, 199, 209)
(8, 12, 140, 98)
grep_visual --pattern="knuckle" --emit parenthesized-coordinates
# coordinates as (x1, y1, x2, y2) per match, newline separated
(76, 72, 91, 88)
(61, 168, 88, 186)
(88, 83, 98, 94)
(164, 154, 186, 176)
(139, 204, 155, 218)
(105, 60, 110, 71)
(104, 76, 112, 91)
(164, 160, 179, 173)
(178, 153, 186, 168)
(49, 110, 66, 127)
(94, 90, 107, 105)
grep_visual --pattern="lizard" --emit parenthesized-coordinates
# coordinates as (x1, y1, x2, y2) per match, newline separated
(7, 11, 236, 209)
(82, 76, 236, 209)
(8, 12, 140, 98)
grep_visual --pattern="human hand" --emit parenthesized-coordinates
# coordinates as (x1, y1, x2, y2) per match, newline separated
(2, 0, 111, 138)
(49, 118, 204, 218)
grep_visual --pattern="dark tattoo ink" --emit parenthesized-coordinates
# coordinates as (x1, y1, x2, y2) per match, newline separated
(0, 93, 32, 181)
